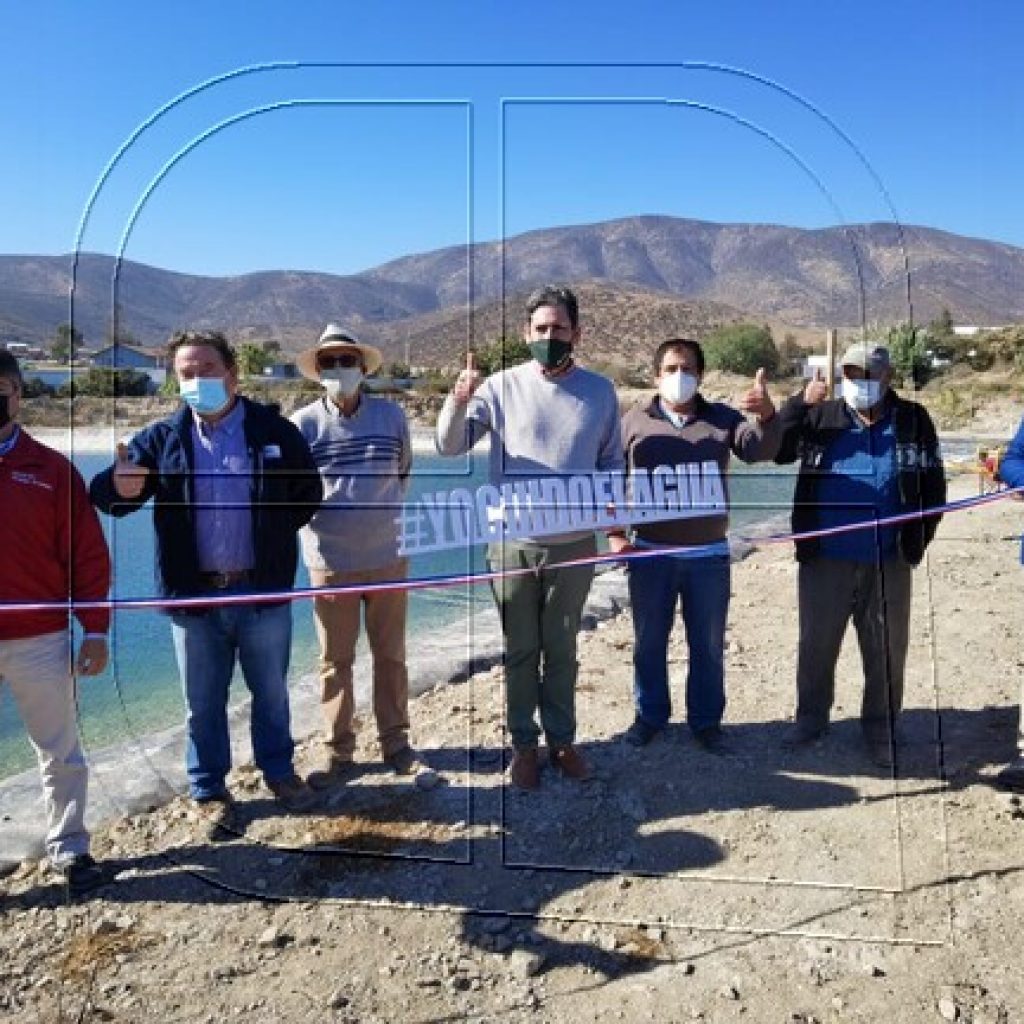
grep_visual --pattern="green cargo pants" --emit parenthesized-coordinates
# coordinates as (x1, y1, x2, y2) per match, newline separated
(487, 535, 597, 749)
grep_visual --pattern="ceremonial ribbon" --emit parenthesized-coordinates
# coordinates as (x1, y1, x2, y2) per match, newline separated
(1, 485, 1021, 616)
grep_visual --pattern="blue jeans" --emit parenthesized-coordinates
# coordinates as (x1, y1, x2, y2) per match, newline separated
(170, 603, 295, 800)
(628, 553, 731, 733)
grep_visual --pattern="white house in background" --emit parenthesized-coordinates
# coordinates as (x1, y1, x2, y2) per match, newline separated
(953, 325, 981, 337)
(800, 354, 843, 380)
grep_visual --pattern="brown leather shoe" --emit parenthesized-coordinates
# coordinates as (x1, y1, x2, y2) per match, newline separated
(550, 744, 592, 781)
(509, 747, 540, 791)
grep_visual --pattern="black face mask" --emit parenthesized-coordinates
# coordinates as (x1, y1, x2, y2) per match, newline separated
(0, 394, 10, 431)
(529, 338, 573, 371)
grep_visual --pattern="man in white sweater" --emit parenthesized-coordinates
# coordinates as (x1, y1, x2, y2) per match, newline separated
(292, 324, 433, 788)
(436, 286, 623, 789)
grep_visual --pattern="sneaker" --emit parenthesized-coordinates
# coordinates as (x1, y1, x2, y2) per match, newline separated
(622, 718, 662, 748)
(193, 793, 242, 842)
(996, 757, 1024, 792)
(54, 854, 116, 895)
(509, 747, 541, 791)
(306, 758, 358, 792)
(267, 773, 319, 813)
(693, 726, 732, 755)
(550, 744, 593, 781)
(782, 719, 827, 749)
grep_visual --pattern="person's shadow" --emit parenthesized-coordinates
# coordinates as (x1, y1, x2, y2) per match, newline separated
(4, 699, 1013, 985)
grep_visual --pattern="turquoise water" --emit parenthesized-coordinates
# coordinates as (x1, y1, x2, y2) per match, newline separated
(0, 452, 795, 778)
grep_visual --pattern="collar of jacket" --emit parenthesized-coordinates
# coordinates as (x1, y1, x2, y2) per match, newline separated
(644, 391, 709, 421)
(169, 395, 281, 450)
(806, 393, 933, 445)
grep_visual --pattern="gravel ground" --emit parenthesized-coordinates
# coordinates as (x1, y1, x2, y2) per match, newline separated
(2, 472, 1023, 1023)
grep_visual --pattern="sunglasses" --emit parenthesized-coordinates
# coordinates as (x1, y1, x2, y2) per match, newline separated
(317, 352, 362, 370)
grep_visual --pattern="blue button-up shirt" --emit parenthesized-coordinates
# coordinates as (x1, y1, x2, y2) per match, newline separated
(191, 400, 254, 572)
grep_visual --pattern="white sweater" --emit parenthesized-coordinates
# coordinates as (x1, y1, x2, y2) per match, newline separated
(435, 361, 623, 544)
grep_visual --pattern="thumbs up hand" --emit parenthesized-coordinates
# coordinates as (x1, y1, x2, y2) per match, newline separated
(739, 366, 775, 422)
(112, 440, 150, 500)
(453, 349, 483, 405)
(803, 366, 828, 406)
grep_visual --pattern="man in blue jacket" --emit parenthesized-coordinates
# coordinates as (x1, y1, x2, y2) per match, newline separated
(91, 330, 322, 837)
(775, 342, 946, 767)
(994, 421, 1024, 790)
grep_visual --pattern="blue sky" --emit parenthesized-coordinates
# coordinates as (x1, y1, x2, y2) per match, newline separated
(1, 1, 1021, 277)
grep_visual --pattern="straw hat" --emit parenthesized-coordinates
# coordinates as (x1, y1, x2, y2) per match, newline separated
(295, 323, 383, 381)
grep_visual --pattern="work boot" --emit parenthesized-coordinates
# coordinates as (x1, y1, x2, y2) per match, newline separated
(694, 725, 732, 755)
(782, 718, 827, 749)
(622, 718, 662, 748)
(550, 744, 592, 781)
(509, 747, 540, 791)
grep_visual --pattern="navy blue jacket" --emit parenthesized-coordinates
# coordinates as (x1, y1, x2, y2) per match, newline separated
(774, 391, 946, 566)
(90, 397, 322, 602)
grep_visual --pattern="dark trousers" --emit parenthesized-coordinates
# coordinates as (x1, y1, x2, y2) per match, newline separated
(795, 557, 912, 733)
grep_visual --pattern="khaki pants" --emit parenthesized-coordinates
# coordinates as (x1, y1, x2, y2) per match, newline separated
(311, 560, 410, 760)
(0, 631, 89, 864)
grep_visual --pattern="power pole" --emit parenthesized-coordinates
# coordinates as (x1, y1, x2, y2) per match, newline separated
(825, 328, 838, 398)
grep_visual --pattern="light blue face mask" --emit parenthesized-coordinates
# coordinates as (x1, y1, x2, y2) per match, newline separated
(179, 376, 230, 416)
(841, 377, 884, 412)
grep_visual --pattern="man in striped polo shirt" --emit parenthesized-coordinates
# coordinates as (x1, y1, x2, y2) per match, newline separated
(292, 324, 435, 789)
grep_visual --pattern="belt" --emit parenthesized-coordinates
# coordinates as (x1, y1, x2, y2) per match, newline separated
(198, 571, 251, 590)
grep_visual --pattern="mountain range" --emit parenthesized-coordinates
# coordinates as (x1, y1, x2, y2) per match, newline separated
(2, 216, 1022, 366)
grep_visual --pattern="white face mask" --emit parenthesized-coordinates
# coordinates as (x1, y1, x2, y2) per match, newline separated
(322, 367, 363, 399)
(841, 377, 884, 411)
(659, 370, 699, 407)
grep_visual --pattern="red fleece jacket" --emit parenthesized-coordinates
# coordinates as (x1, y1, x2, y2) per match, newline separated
(0, 429, 111, 640)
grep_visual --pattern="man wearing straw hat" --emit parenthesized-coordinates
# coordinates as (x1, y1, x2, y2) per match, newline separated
(775, 341, 946, 767)
(292, 324, 435, 789)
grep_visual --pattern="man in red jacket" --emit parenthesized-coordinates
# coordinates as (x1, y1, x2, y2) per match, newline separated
(0, 350, 113, 892)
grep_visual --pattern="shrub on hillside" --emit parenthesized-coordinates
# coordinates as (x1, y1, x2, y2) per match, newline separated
(886, 323, 931, 388)
(473, 337, 533, 376)
(704, 324, 779, 376)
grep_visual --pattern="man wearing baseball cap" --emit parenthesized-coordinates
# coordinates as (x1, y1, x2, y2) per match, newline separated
(292, 324, 435, 788)
(774, 340, 946, 767)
